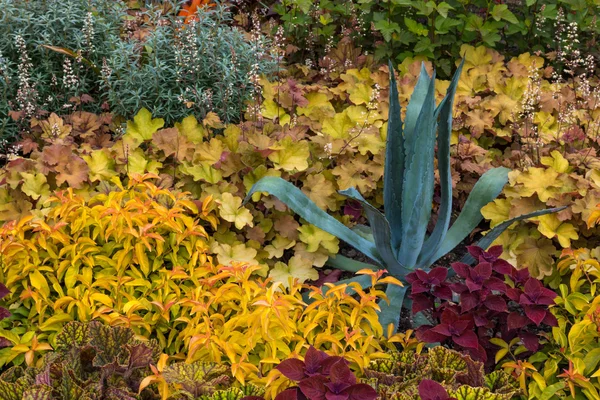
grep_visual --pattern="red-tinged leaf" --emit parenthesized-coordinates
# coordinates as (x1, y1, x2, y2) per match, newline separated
(453, 330, 479, 349)
(277, 359, 306, 381)
(542, 311, 558, 326)
(320, 356, 347, 376)
(418, 379, 451, 400)
(433, 285, 453, 300)
(449, 282, 468, 294)
(484, 295, 507, 312)
(304, 346, 327, 375)
(486, 277, 507, 293)
(466, 246, 485, 260)
(310, 270, 343, 287)
(418, 328, 449, 343)
(275, 388, 301, 400)
(451, 262, 470, 279)
(411, 293, 434, 314)
(493, 259, 514, 275)
(520, 331, 540, 352)
(329, 360, 356, 386)
(0, 283, 10, 299)
(298, 376, 328, 400)
(487, 245, 503, 258)
(242, 397, 267, 400)
(474, 262, 492, 280)
(344, 384, 378, 400)
(507, 312, 529, 330)
(428, 267, 448, 283)
(430, 324, 452, 337)
(523, 305, 546, 326)
(325, 392, 348, 400)
(460, 293, 478, 313)
(506, 288, 521, 302)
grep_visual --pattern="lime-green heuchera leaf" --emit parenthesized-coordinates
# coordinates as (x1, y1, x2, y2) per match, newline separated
(124, 108, 165, 146)
(245, 59, 561, 333)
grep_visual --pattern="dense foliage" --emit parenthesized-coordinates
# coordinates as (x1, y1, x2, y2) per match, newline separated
(1, 0, 600, 398)
(0, 0, 274, 141)
(237, 0, 600, 77)
(364, 346, 520, 399)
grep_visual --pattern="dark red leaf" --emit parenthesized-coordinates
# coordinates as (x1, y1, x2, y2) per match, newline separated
(433, 285, 453, 301)
(428, 267, 448, 283)
(0, 283, 10, 300)
(523, 305, 547, 326)
(507, 312, 529, 330)
(466, 246, 485, 260)
(277, 359, 306, 381)
(493, 259, 514, 275)
(298, 376, 328, 400)
(321, 356, 347, 376)
(484, 295, 507, 312)
(520, 331, 540, 352)
(542, 311, 558, 327)
(304, 346, 327, 375)
(418, 379, 451, 400)
(328, 360, 356, 386)
(460, 293, 478, 313)
(451, 262, 471, 279)
(343, 384, 378, 400)
(453, 330, 479, 349)
(411, 293, 434, 314)
(487, 245, 503, 259)
(275, 388, 301, 400)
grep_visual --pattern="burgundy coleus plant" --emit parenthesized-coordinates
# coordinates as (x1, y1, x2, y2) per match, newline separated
(419, 309, 479, 349)
(412, 246, 557, 365)
(274, 346, 377, 400)
(406, 267, 453, 314)
(418, 380, 457, 400)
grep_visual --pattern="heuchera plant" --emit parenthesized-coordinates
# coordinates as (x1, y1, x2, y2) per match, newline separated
(410, 246, 557, 364)
(274, 346, 377, 400)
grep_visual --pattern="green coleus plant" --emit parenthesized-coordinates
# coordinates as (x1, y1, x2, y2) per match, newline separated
(245, 60, 563, 331)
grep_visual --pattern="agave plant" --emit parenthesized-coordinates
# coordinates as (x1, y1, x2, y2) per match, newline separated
(245, 60, 563, 331)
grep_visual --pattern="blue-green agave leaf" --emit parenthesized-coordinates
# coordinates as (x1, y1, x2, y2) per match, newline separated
(378, 284, 408, 336)
(340, 188, 407, 276)
(429, 167, 510, 264)
(326, 254, 378, 273)
(384, 61, 405, 255)
(244, 177, 383, 264)
(418, 60, 465, 268)
(398, 69, 437, 267)
(461, 206, 567, 264)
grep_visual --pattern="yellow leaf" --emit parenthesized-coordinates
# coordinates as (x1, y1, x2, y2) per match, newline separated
(217, 193, 254, 230)
(30, 270, 50, 298)
(537, 214, 578, 248)
(541, 150, 570, 173)
(268, 137, 310, 172)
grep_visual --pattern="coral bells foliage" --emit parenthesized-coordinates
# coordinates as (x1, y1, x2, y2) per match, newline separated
(274, 346, 377, 400)
(409, 246, 557, 363)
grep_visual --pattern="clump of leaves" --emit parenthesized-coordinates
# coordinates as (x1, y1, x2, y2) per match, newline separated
(518, 248, 600, 399)
(246, 59, 559, 333)
(364, 346, 520, 400)
(159, 361, 265, 400)
(0, 320, 161, 399)
(410, 246, 557, 366)
(274, 346, 377, 400)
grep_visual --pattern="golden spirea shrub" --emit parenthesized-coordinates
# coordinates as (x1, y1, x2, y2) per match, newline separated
(0, 174, 406, 385)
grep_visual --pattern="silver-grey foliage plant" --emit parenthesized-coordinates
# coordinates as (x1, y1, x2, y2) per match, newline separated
(0, 0, 275, 141)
